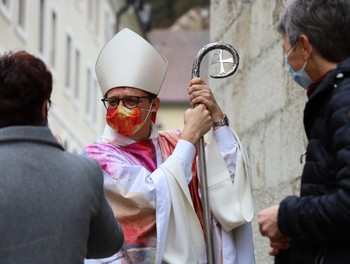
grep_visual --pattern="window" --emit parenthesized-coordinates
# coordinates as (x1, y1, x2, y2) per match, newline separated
(13, 0, 27, 41)
(0, 0, 11, 21)
(85, 66, 98, 127)
(49, 10, 56, 68)
(74, 49, 80, 99)
(85, 68, 93, 120)
(87, 0, 94, 29)
(17, 0, 25, 29)
(86, 68, 92, 112)
(38, 0, 45, 53)
(95, 0, 99, 33)
(75, 0, 82, 11)
(65, 34, 71, 89)
(14, 0, 27, 41)
(64, 30, 81, 104)
(104, 10, 109, 41)
(88, 0, 99, 32)
(92, 79, 98, 123)
(104, 9, 114, 42)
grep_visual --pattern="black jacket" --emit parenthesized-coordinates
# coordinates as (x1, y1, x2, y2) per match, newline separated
(276, 58, 350, 264)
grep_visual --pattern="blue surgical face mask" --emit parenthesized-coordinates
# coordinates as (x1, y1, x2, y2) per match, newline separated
(285, 43, 312, 90)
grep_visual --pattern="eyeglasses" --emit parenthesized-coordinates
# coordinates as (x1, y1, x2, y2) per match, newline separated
(101, 95, 151, 110)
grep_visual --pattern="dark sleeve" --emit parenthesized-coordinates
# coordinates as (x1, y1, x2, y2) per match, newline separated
(86, 169, 124, 259)
(277, 80, 350, 242)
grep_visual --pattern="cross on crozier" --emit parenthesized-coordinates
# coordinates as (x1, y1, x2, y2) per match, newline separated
(210, 50, 234, 75)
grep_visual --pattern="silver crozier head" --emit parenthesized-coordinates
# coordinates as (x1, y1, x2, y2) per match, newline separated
(191, 41, 239, 79)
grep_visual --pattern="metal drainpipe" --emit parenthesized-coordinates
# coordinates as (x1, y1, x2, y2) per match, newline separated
(116, 0, 130, 32)
(116, 0, 147, 37)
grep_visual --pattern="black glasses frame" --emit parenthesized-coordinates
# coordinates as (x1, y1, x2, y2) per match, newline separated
(101, 95, 151, 110)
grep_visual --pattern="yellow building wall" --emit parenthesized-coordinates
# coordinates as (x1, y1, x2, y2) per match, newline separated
(156, 103, 189, 131)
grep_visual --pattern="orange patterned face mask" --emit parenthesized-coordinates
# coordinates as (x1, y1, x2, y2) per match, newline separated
(106, 105, 150, 136)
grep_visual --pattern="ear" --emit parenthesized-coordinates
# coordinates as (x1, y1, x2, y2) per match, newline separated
(41, 100, 48, 120)
(152, 97, 160, 113)
(298, 34, 313, 60)
(150, 97, 160, 123)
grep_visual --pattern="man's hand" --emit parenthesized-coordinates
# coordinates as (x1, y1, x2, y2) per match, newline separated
(181, 104, 212, 146)
(258, 205, 292, 256)
(268, 238, 292, 256)
(187, 78, 223, 124)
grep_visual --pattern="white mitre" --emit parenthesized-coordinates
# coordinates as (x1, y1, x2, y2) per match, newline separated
(95, 28, 169, 96)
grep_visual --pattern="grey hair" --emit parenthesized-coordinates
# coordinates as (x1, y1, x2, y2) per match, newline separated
(277, 0, 350, 62)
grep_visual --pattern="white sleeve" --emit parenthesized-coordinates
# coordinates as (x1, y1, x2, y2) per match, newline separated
(212, 126, 238, 179)
(171, 139, 196, 184)
(205, 126, 254, 231)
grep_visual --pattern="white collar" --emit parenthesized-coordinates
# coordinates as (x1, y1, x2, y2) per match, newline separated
(97, 122, 159, 146)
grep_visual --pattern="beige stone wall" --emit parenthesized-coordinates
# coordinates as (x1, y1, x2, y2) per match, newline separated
(210, 0, 308, 263)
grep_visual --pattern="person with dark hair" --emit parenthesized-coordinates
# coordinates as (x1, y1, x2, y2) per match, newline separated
(0, 51, 52, 127)
(258, 0, 350, 263)
(0, 51, 124, 263)
(84, 28, 255, 264)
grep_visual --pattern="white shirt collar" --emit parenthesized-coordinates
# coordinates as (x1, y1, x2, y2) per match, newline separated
(97, 123, 159, 146)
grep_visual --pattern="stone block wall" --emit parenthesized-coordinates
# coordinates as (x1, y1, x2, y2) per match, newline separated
(209, 0, 308, 263)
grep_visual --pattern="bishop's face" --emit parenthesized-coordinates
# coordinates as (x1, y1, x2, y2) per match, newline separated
(105, 87, 160, 141)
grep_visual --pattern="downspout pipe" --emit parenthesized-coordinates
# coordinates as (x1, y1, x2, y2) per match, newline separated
(116, 0, 130, 32)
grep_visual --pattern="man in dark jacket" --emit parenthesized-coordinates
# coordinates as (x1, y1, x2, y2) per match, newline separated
(258, 0, 350, 263)
(0, 51, 124, 263)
